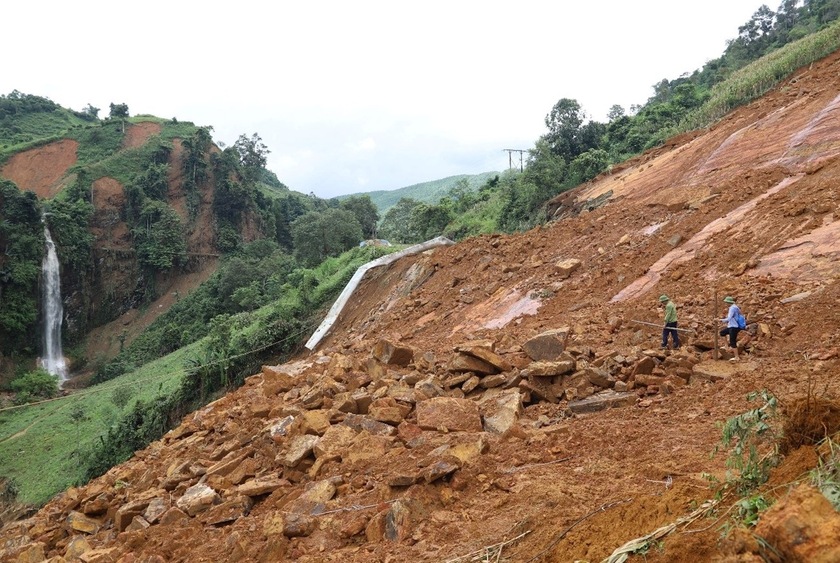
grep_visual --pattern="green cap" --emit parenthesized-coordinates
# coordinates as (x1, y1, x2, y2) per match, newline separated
(659, 295, 669, 302)
(723, 296, 735, 303)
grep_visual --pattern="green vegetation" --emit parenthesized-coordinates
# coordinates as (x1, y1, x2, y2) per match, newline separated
(0, 346, 188, 505)
(0, 91, 90, 151)
(10, 369, 59, 405)
(706, 391, 781, 537)
(0, 180, 43, 354)
(344, 172, 499, 216)
(3, 1, 840, 512)
(681, 18, 840, 132)
(812, 437, 840, 510)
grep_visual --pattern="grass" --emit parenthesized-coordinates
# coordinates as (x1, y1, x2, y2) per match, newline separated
(679, 18, 840, 134)
(0, 343, 194, 505)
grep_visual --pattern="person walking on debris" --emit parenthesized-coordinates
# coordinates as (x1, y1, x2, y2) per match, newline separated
(659, 295, 680, 349)
(719, 296, 743, 361)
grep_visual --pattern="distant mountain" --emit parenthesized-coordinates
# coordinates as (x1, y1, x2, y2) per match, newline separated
(341, 171, 500, 214)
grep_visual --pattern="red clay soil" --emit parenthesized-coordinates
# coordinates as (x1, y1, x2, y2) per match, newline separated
(5, 52, 840, 563)
(0, 139, 78, 199)
(122, 122, 162, 150)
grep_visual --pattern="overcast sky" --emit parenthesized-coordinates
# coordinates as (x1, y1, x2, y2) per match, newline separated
(4, 1, 766, 198)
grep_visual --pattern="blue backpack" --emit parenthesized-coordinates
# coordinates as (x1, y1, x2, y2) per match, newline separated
(735, 310, 746, 329)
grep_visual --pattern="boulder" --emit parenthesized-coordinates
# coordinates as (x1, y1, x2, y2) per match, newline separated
(448, 353, 499, 375)
(527, 360, 576, 377)
(584, 367, 615, 389)
(115, 499, 150, 532)
(416, 397, 483, 432)
(632, 356, 657, 376)
(237, 476, 288, 497)
(369, 397, 408, 425)
(282, 435, 320, 467)
(555, 258, 582, 279)
(342, 413, 398, 436)
(522, 328, 571, 361)
(176, 484, 220, 517)
(421, 456, 462, 483)
(568, 390, 637, 414)
(65, 536, 91, 560)
(313, 424, 357, 459)
(481, 389, 523, 434)
(66, 511, 100, 534)
(344, 433, 392, 465)
(372, 339, 415, 366)
(455, 344, 513, 372)
(267, 415, 296, 444)
(143, 498, 168, 524)
(262, 365, 296, 395)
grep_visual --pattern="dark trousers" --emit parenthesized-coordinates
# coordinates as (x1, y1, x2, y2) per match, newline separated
(662, 322, 680, 348)
(720, 327, 740, 348)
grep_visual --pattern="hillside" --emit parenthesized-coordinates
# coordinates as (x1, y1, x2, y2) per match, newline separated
(3, 45, 840, 563)
(342, 172, 499, 215)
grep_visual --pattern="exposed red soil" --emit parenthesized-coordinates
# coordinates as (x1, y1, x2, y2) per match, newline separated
(122, 122, 162, 150)
(0, 139, 78, 198)
(5, 51, 840, 563)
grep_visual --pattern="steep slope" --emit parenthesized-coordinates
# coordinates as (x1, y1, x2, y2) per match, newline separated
(0, 120, 224, 371)
(4, 52, 840, 563)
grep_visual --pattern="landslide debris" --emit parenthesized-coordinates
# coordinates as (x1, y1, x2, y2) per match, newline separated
(6, 49, 840, 563)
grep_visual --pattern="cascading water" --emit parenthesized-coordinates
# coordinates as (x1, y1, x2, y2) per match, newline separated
(42, 221, 67, 384)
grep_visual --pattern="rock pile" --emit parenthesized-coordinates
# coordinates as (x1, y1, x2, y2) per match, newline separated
(1, 324, 764, 562)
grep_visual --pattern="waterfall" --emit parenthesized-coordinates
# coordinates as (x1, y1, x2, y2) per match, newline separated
(42, 222, 67, 384)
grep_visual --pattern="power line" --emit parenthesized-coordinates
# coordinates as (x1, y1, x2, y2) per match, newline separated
(503, 149, 527, 172)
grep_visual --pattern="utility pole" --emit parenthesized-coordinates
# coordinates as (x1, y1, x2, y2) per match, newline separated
(503, 149, 527, 172)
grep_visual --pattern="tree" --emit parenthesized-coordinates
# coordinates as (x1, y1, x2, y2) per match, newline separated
(544, 98, 589, 162)
(568, 148, 610, 184)
(0, 182, 43, 350)
(445, 178, 477, 214)
(290, 209, 363, 267)
(132, 201, 186, 270)
(607, 105, 626, 122)
(379, 198, 422, 243)
(340, 195, 380, 239)
(407, 203, 453, 242)
(233, 133, 270, 184)
(108, 103, 129, 119)
(109, 103, 129, 133)
(82, 104, 100, 120)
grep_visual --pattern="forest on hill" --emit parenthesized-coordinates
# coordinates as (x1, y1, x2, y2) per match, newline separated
(1, 0, 840, 512)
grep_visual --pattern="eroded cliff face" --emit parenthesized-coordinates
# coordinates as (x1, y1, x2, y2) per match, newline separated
(4, 51, 840, 562)
(0, 123, 222, 363)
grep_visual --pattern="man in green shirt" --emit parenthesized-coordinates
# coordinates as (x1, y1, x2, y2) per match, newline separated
(659, 295, 680, 349)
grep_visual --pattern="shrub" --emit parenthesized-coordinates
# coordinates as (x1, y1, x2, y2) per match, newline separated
(11, 368, 59, 404)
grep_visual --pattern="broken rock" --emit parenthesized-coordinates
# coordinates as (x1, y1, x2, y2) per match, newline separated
(372, 339, 415, 366)
(555, 258, 582, 279)
(568, 390, 637, 414)
(175, 484, 220, 517)
(522, 328, 571, 360)
(416, 397, 483, 433)
(481, 389, 523, 434)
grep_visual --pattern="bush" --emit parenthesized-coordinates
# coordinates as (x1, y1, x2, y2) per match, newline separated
(11, 368, 59, 404)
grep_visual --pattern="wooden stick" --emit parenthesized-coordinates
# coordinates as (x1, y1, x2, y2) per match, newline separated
(629, 319, 695, 333)
(714, 289, 720, 360)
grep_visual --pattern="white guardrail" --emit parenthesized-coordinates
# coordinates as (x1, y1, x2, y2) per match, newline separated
(304, 236, 455, 351)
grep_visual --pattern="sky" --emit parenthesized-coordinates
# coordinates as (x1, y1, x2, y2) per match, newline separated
(4, 0, 768, 198)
